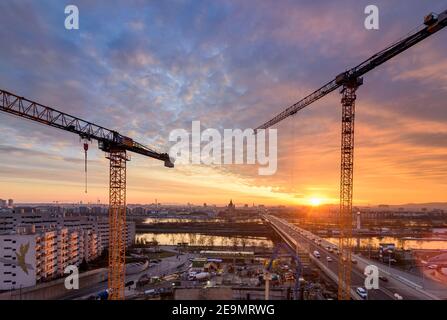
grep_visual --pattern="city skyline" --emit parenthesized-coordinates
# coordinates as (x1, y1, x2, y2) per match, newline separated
(1, 0, 446, 206)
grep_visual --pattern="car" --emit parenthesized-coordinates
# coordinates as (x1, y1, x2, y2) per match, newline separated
(427, 264, 438, 270)
(326, 256, 333, 262)
(379, 276, 388, 282)
(356, 287, 368, 299)
(158, 287, 168, 293)
(394, 293, 403, 300)
(351, 258, 358, 264)
(144, 289, 156, 296)
(313, 250, 321, 258)
(125, 280, 135, 287)
(188, 272, 197, 281)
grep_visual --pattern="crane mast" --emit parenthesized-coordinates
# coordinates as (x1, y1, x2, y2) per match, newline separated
(0, 89, 174, 300)
(338, 77, 362, 300)
(255, 10, 447, 300)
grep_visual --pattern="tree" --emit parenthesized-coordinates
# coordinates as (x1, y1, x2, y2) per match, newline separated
(79, 258, 89, 272)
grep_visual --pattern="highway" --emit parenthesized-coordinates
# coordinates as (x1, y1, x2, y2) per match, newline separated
(264, 215, 442, 300)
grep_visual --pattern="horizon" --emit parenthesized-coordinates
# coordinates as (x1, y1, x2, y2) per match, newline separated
(7, 200, 447, 209)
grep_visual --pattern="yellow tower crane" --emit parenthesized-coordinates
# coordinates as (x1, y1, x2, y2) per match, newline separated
(0, 89, 174, 299)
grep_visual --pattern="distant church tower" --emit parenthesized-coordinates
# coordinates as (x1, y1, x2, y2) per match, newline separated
(228, 199, 236, 213)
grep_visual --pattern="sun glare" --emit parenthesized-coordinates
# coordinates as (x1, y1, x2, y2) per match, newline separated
(309, 197, 323, 207)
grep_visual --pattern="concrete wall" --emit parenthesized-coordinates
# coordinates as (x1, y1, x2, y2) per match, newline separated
(174, 287, 233, 300)
(0, 268, 107, 300)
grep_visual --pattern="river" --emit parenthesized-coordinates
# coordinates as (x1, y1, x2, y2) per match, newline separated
(136, 232, 273, 248)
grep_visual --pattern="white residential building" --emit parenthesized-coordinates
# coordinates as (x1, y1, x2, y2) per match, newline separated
(0, 210, 136, 250)
(0, 209, 135, 290)
(0, 225, 101, 290)
(0, 227, 37, 289)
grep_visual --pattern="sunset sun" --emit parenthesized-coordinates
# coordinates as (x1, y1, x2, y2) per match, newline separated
(309, 197, 323, 207)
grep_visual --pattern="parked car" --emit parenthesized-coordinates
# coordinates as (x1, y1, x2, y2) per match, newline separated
(326, 256, 333, 262)
(144, 289, 156, 297)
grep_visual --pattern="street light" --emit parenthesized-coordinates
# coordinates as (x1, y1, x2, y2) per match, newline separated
(387, 249, 393, 273)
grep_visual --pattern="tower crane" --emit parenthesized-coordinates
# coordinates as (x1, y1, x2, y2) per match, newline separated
(0, 89, 174, 300)
(255, 10, 447, 300)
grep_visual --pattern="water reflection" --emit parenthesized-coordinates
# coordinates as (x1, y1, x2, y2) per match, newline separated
(325, 237, 447, 250)
(136, 232, 273, 248)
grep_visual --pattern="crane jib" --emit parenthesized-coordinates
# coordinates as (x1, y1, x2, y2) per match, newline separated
(256, 9, 447, 131)
(0, 89, 173, 167)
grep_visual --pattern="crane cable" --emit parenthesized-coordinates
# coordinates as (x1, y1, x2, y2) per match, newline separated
(291, 113, 297, 195)
(83, 141, 89, 193)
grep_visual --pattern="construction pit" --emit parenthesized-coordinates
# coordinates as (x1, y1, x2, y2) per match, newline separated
(131, 248, 338, 300)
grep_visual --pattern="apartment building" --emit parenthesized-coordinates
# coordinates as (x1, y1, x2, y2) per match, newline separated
(0, 225, 102, 290)
(89, 216, 135, 250)
(0, 227, 37, 289)
(0, 209, 136, 250)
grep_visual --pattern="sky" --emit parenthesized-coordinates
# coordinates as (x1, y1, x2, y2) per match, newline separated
(0, 0, 446, 206)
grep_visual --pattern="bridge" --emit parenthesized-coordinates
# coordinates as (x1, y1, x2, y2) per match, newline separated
(263, 214, 445, 300)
